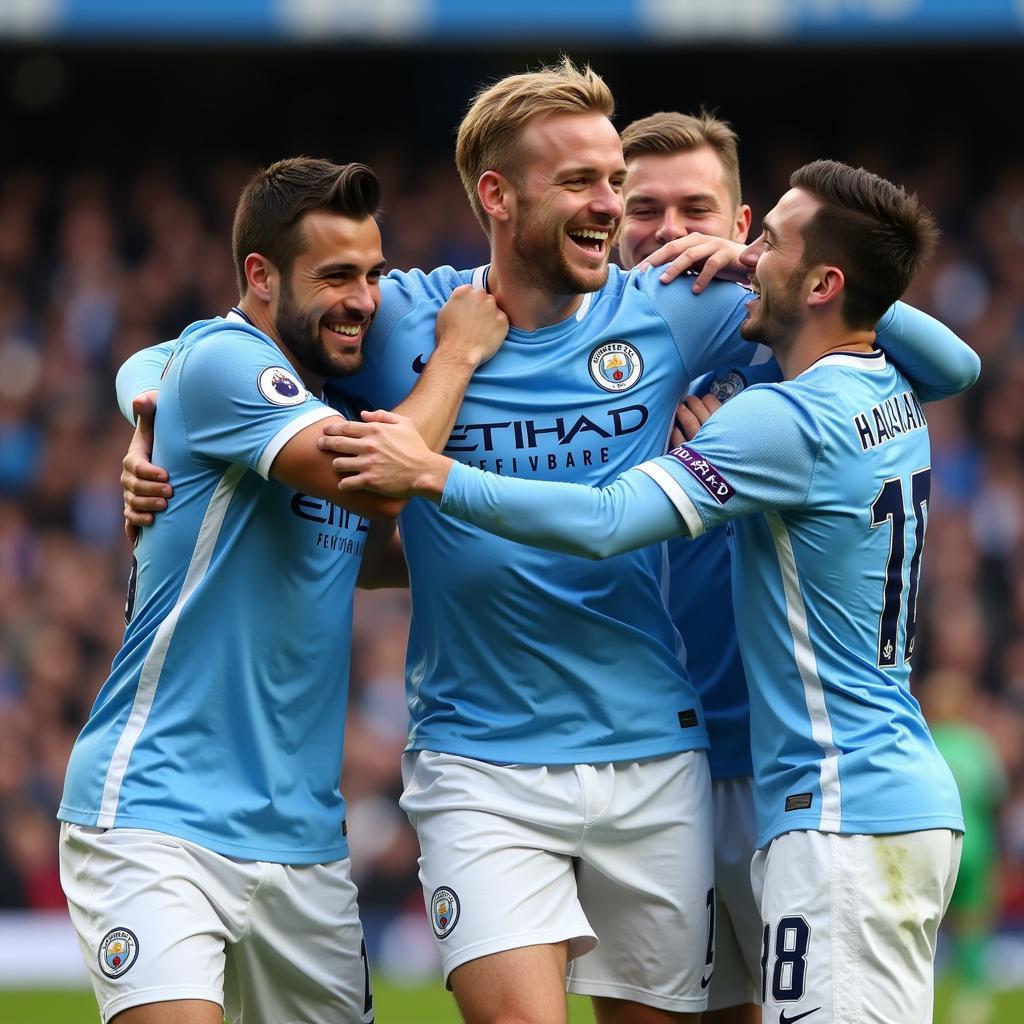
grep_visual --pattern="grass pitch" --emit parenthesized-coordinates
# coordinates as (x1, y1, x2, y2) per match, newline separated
(3, 980, 1023, 1022)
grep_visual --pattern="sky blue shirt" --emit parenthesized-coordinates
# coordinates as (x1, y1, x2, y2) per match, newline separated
(345, 264, 759, 763)
(62, 314, 367, 863)
(438, 349, 969, 845)
(115, 277, 979, 771)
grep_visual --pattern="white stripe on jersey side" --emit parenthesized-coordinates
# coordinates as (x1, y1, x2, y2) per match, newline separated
(764, 510, 842, 832)
(635, 462, 705, 538)
(97, 464, 247, 828)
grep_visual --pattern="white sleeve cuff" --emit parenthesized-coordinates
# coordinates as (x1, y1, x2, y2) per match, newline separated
(255, 406, 337, 480)
(636, 461, 706, 538)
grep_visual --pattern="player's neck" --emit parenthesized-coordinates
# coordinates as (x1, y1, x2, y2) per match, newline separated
(486, 253, 584, 332)
(238, 299, 326, 394)
(778, 320, 877, 379)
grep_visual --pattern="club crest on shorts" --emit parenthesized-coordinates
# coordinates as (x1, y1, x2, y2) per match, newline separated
(430, 886, 460, 939)
(98, 927, 139, 978)
(589, 341, 643, 393)
(258, 366, 307, 406)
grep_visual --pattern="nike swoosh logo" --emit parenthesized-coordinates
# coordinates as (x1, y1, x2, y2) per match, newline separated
(779, 1008, 821, 1024)
(412, 353, 428, 373)
(700, 973, 712, 989)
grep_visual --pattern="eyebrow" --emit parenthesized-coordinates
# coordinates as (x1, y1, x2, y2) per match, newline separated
(558, 165, 627, 180)
(626, 190, 719, 207)
(316, 260, 388, 275)
(761, 217, 776, 238)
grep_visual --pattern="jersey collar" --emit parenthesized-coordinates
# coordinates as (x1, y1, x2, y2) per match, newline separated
(800, 348, 887, 377)
(471, 265, 593, 323)
(227, 306, 253, 325)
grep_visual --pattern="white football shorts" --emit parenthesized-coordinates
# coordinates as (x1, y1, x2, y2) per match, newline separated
(401, 749, 715, 1014)
(708, 774, 762, 1012)
(751, 828, 962, 1024)
(59, 823, 374, 1024)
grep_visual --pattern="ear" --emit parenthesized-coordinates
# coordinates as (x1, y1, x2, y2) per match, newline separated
(732, 204, 753, 244)
(478, 171, 514, 225)
(244, 253, 276, 304)
(806, 264, 845, 309)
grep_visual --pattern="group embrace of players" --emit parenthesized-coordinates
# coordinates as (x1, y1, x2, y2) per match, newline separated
(57, 59, 979, 1024)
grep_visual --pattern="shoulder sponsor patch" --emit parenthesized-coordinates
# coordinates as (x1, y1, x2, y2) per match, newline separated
(430, 886, 460, 939)
(666, 445, 735, 505)
(589, 340, 643, 393)
(98, 927, 139, 978)
(257, 366, 308, 407)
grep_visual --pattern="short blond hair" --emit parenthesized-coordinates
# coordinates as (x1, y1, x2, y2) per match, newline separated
(620, 110, 742, 210)
(455, 57, 615, 233)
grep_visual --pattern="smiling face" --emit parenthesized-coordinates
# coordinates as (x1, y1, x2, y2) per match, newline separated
(620, 146, 749, 267)
(739, 188, 821, 348)
(507, 111, 626, 295)
(272, 210, 385, 378)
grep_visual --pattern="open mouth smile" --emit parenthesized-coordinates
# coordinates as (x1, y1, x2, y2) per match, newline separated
(324, 321, 365, 343)
(567, 228, 611, 259)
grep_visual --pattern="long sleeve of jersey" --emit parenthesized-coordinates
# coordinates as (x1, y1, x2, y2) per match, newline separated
(439, 460, 687, 559)
(115, 339, 176, 423)
(874, 301, 980, 401)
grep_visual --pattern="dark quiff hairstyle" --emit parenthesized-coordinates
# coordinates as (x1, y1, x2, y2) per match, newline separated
(232, 157, 381, 295)
(790, 159, 938, 328)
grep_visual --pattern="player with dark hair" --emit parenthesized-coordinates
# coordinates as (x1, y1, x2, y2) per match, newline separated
(331, 160, 968, 1024)
(58, 157, 507, 1024)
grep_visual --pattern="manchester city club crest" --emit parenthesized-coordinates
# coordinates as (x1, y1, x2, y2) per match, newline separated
(708, 371, 746, 402)
(257, 365, 307, 407)
(588, 341, 644, 393)
(430, 886, 460, 939)
(98, 927, 139, 978)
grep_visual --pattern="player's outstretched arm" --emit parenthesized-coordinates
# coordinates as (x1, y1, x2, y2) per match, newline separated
(331, 410, 686, 559)
(117, 376, 403, 529)
(330, 410, 456, 499)
(874, 301, 980, 401)
(440, 461, 685, 559)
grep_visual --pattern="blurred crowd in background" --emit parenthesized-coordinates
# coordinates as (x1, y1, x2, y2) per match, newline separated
(1, 55, 1023, 988)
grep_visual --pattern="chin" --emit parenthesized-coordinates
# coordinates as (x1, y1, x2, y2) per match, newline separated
(329, 352, 365, 378)
(570, 261, 611, 295)
(738, 318, 761, 342)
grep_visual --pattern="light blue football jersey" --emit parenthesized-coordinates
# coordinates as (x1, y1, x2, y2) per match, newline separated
(60, 314, 369, 863)
(114, 280, 978, 772)
(346, 263, 761, 763)
(439, 349, 966, 844)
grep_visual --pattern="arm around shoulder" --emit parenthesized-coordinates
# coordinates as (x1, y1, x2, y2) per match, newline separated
(115, 340, 176, 423)
(875, 301, 981, 401)
(271, 418, 405, 520)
